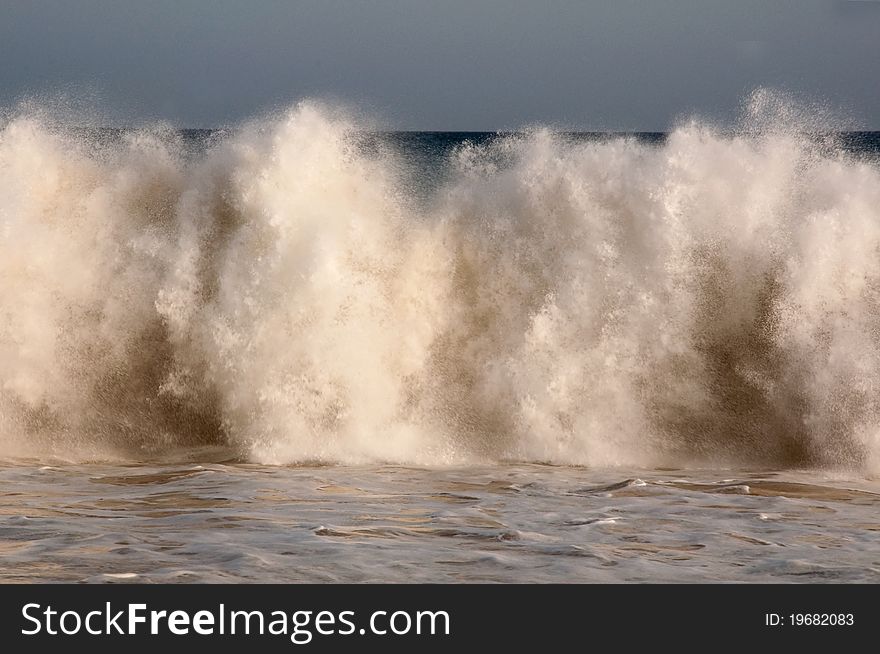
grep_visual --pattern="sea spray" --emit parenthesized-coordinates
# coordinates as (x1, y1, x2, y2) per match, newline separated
(2, 94, 880, 469)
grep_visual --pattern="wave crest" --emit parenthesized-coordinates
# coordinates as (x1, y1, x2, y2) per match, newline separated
(2, 96, 880, 469)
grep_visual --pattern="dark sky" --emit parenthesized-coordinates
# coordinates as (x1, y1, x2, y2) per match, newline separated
(1, 0, 878, 129)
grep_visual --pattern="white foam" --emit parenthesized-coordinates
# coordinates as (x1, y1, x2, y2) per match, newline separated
(2, 93, 880, 471)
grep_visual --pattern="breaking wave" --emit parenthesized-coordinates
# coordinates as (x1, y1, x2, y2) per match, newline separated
(2, 91, 880, 470)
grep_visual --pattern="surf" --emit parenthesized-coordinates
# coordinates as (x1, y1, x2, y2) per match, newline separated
(2, 91, 880, 471)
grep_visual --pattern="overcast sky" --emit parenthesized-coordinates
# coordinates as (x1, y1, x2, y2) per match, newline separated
(1, 1, 878, 130)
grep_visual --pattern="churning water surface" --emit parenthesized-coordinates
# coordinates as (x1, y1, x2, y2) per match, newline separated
(2, 90, 880, 582)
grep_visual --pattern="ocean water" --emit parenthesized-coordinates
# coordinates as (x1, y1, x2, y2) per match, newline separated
(2, 91, 880, 582)
(1, 462, 878, 583)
